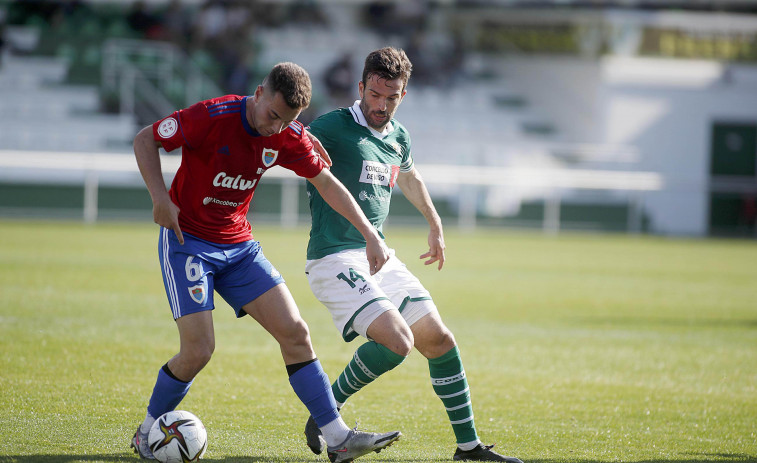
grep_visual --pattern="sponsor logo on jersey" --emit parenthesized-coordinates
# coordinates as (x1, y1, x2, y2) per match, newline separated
(217, 145, 230, 155)
(358, 190, 390, 202)
(203, 197, 241, 207)
(212, 171, 257, 191)
(188, 284, 206, 304)
(262, 148, 278, 167)
(359, 160, 399, 187)
(158, 117, 178, 138)
(358, 137, 371, 146)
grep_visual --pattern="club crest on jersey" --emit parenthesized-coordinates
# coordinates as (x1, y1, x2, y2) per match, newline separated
(188, 284, 206, 304)
(158, 117, 178, 138)
(262, 148, 278, 167)
(389, 142, 402, 155)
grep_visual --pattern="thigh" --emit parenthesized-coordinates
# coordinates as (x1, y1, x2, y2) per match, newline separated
(241, 283, 301, 335)
(214, 240, 285, 318)
(306, 249, 395, 342)
(241, 283, 315, 364)
(175, 310, 216, 350)
(159, 227, 217, 320)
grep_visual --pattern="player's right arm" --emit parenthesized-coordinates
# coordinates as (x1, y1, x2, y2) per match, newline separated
(133, 126, 184, 245)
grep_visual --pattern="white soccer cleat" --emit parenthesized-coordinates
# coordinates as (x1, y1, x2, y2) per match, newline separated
(327, 428, 401, 463)
(130, 425, 155, 459)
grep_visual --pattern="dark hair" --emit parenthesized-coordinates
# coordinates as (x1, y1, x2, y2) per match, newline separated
(263, 62, 312, 109)
(362, 47, 412, 91)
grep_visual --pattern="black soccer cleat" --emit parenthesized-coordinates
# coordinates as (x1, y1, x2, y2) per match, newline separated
(304, 414, 325, 455)
(453, 444, 523, 462)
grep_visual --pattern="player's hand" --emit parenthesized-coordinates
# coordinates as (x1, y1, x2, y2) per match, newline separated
(306, 130, 332, 167)
(365, 236, 390, 275)
(420, 228, 445, 270)
(153, 196, 184, 245)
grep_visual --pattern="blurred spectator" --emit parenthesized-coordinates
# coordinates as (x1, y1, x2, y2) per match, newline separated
(740, 194, 757, 231)
(393, 0, 428, 36)
(0, 13, 5, 66)
(127, 0, 163, 39)
(287, 0, 328, 28)
(323, 52, 355, 108)
(161, 0, 193, 48)
(405, 30, 436, 86)
(363, 1, 394, 34)
(226, 49, 256, 95)
(363, 0, 429, 39)
(192, 0, 228, 50)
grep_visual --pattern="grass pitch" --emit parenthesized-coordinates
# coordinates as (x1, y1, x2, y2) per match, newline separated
(0, 220, 755, 463)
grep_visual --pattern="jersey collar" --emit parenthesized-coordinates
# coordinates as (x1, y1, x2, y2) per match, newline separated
(349, 100, 393, 139)
(241, 96, 262, 137)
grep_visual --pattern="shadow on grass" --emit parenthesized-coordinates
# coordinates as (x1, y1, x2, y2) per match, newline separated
(1, 454, 755, 463)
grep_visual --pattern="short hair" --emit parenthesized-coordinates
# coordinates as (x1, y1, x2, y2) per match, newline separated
(263, 62, 312, 109)
(362, 47, 413, 91)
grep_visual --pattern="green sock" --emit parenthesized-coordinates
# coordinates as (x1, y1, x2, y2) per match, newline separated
(428, 346, 479, 445)
(332, 341, 406, 404)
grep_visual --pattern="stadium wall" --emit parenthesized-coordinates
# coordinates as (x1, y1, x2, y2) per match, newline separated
(500, 55, 757, 236)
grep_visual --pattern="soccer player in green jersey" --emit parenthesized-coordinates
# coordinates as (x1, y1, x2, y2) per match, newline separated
(303, 47, 523, 462)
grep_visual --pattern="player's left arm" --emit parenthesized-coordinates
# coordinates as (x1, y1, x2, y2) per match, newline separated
(397, 167, 446, 270)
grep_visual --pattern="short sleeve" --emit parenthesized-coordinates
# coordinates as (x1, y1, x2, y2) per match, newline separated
(152, 102, 209, 152)
(400, 131, 413, 172)
(277, 125, 325, 179)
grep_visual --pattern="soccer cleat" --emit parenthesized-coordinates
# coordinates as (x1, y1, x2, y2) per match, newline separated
(304, 414, 326, 454)
(453, 444, 523, 462)
(131, 425, 155, 459)
(327, 428, 402, 463)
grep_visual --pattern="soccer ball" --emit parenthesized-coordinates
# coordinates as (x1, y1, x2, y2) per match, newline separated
(148, 410, 208, 463)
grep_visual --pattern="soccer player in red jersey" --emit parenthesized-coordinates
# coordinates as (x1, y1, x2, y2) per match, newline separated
(130, 62, 400, 462)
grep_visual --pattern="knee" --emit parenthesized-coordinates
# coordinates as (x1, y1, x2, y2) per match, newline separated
(281, 318, 312, 347)
(416, 327, 457, 358)
(387, 324, 414, 357)
(437, 328, 456, 351)
(179, 342, 214, 377)
(192, 342, 214, 367)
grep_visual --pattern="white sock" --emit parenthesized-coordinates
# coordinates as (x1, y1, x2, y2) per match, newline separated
(320, 416, 350, 447)
(458, 439, 482, 451)
(139, 413, 155, 435)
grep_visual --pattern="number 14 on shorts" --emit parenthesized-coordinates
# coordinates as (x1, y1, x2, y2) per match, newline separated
(336, 268, 368, 292)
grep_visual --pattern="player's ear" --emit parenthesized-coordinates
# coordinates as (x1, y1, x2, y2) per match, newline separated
(254, 85, 264, 99)
(358, 81, 365, 99)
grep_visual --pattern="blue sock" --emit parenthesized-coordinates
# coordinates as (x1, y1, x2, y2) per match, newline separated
(288, 359, 339, 427)
(147, 364, 193, 419)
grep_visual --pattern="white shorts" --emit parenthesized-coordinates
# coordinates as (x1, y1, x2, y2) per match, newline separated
(306, 248, 436, 341)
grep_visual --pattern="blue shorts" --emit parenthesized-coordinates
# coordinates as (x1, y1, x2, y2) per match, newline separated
(158, 227, 285, 319)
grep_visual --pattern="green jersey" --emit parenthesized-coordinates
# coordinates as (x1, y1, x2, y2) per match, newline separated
(307, 105, 414, 260)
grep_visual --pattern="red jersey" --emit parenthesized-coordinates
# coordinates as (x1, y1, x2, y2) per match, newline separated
(153, 95, 325, 243)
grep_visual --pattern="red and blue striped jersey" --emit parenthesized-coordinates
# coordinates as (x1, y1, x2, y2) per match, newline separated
(152, 94, 324, 243)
